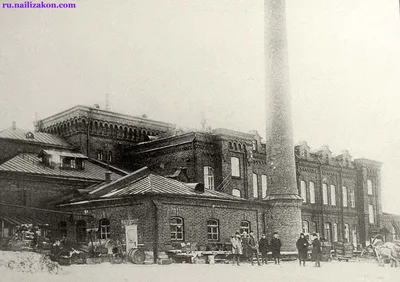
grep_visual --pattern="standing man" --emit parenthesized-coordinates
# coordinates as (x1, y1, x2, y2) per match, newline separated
(248, 231, 261, 266)
(270, 232, 282, 264)
(312, 233, 321, 267)
(296, 233, 309, 266)
(258, 233, 269, 264)
(241, 231, 250, 263)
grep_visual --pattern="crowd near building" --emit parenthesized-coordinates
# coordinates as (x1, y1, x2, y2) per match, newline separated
(0, 105, 399, 260)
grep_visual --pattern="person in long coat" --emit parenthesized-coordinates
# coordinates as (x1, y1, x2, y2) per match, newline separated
(311, 233, 322, 267)
(241, 231, 250, 262)
(296, 233, 309, 266)
(270, 232, 282, 264)
(258, 234, 269, 264)
(230, 232, 243, 266)
(248, 231, 261, 266)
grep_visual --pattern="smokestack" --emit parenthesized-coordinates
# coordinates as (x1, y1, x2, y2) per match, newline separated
(264, 0, 302, 252)
(105, 171, 112, 183)
(12, 121, 16, 130)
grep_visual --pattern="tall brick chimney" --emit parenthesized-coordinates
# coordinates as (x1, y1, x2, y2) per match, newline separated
(264, 0, 302, 252)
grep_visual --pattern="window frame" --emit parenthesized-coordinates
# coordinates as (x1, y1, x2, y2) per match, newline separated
(330, 185, 336, 206)
(324, 222, 332, 242)
(322, 183, 328, 205)
(349, 187, 355, 208)
(170, 217, 184, 241)
(309, 182, 315, 204)
(232, 189, 241, 198)
(203, 166, 215, 190)
(342, 186, 348, 207)
(333, 223, 338, 242)
(240, 221, 250, 234)
(207, 219, 220, 241)
(231, 157, 240, 177)
(369, 205, 375, 224)
(367, 179, 373, 195)
(302, 220, 309, 234)
(99, 218, 110, 240)
(300, 180, 307, 203)
(252, 173, 258, 198)
(261, 175, 267, 199)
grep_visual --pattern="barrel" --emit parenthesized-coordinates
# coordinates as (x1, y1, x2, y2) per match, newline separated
(128, 248, 146, 264)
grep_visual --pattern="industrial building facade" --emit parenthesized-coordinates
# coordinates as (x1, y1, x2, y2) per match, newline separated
(0, 105, 398, 254)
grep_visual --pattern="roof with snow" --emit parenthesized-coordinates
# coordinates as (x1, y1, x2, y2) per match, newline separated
(0, 127, 72, 148)
(0, 153, 123, 182)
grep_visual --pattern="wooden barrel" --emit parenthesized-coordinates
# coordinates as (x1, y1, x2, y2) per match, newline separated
(128, 248, 146, 264)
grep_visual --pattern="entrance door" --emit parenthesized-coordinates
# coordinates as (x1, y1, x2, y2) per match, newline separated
(352, 229, 357, 250)
(125, 224, 138, 253)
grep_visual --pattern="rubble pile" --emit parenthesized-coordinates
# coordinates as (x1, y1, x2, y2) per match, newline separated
(0, 251, 61, 274)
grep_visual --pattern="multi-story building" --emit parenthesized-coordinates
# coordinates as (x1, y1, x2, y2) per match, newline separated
(35, 105, 176, 164)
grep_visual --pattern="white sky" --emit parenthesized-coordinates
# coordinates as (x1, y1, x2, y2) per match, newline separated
(1, 1, 400, 213)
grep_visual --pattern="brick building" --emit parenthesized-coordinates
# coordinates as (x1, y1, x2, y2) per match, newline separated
(35, 105, 176, 164)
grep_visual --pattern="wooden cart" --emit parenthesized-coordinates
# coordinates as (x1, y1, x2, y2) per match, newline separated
(334, 242, 354, 262)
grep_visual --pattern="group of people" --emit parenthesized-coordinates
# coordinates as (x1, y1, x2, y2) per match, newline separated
(230, 231, 323, 267)
(296, 233, 322, 267)
(230, 231, 282, 266)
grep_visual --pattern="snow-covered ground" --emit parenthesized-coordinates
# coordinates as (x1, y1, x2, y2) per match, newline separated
(1, 251, 399, 282)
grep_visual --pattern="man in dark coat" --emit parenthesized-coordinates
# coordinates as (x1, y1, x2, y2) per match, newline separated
(258, 233, 269, 264)
(312, 233, 322, 267)
(241, 231, 250, 262)
(248, 231, 261, 266)
(296, 233, 309, 266)
(270, 232, 282, 264)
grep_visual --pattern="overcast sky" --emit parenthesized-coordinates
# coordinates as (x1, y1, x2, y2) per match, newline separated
(1, 1, 400, 213)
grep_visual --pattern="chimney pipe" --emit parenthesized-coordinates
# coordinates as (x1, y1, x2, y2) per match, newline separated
(12, 121, 16, 130)
(105, 171, 112, 183)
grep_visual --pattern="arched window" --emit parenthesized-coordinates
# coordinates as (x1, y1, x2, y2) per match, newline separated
(324, 222, 332, 242)
(333, 223, 338, 242)
(311, 221, 317, 233)
(252, 173, 258, 198)
(302, 220, 309, 234)
(367, 179, 373, 195)
(58, 221, 67, 238)
(344, 223, 350, 242)
(330, 185, 336, 206)
(342, 186, 348, 207)
(232, 189, 241, 198)
(322, 183, 328, 205)
(261, 175, 267, 199)
(369, 205, 375, 224)
(99, 218, 110, 239)
(229, 142, 233, 149)
(234, 143, 237, 150)
(203, 166, 214, 190)
(231, 157, 240, 177)
(300, 180, 307, 203)
(349, 187, 355, 208)
(170, 217, 184, 241)
(207, 219, 219, 241)
(240, 221, 250, 234)
(76, 220, 87, 243)
(309, 182, 315, 204)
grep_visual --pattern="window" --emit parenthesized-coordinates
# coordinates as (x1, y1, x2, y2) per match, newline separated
(207, 219, 219, 241)
(369, 205, 375, 224)
(76, 220, 87, 243)
(170, 217, 184, 241)
(311, 221, 317, 233)
(70, 159, 76, 169)
(58, 221, 67, 238)
(309, 182, 315, 204)
(252, 173, 258, 198)
(333, 223, 338, 242)
(204, 166, 214, 190)
(261, 175, 267, 199)
(232, 189, 241, 198)
(97, 150, 103, 161)
(300, 180, 307, 202)
(342, 186, 348, 207)
(322, 183, 328, 205)
(99, 218, 110, 239)
(344, 224, 350, 242)
(324, 223, 332, 242)
(231, 157, 240, 177)
(367, 179, 373, 195)
(349, 187, 355, 208)
(252, 140, 257, 151)
(330, 185, 336, 206)
(302, 220, 309, 234)
(108, 151, 112, 162)
(240, 221, 250, 234)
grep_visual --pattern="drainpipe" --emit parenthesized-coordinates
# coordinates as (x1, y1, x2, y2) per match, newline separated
(151, 199, 160, 264)
(243, 147, 248, 199)
(192, 135, 197, 182)
(338, 165, 344, 241)
(317, 159, 324, 237)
